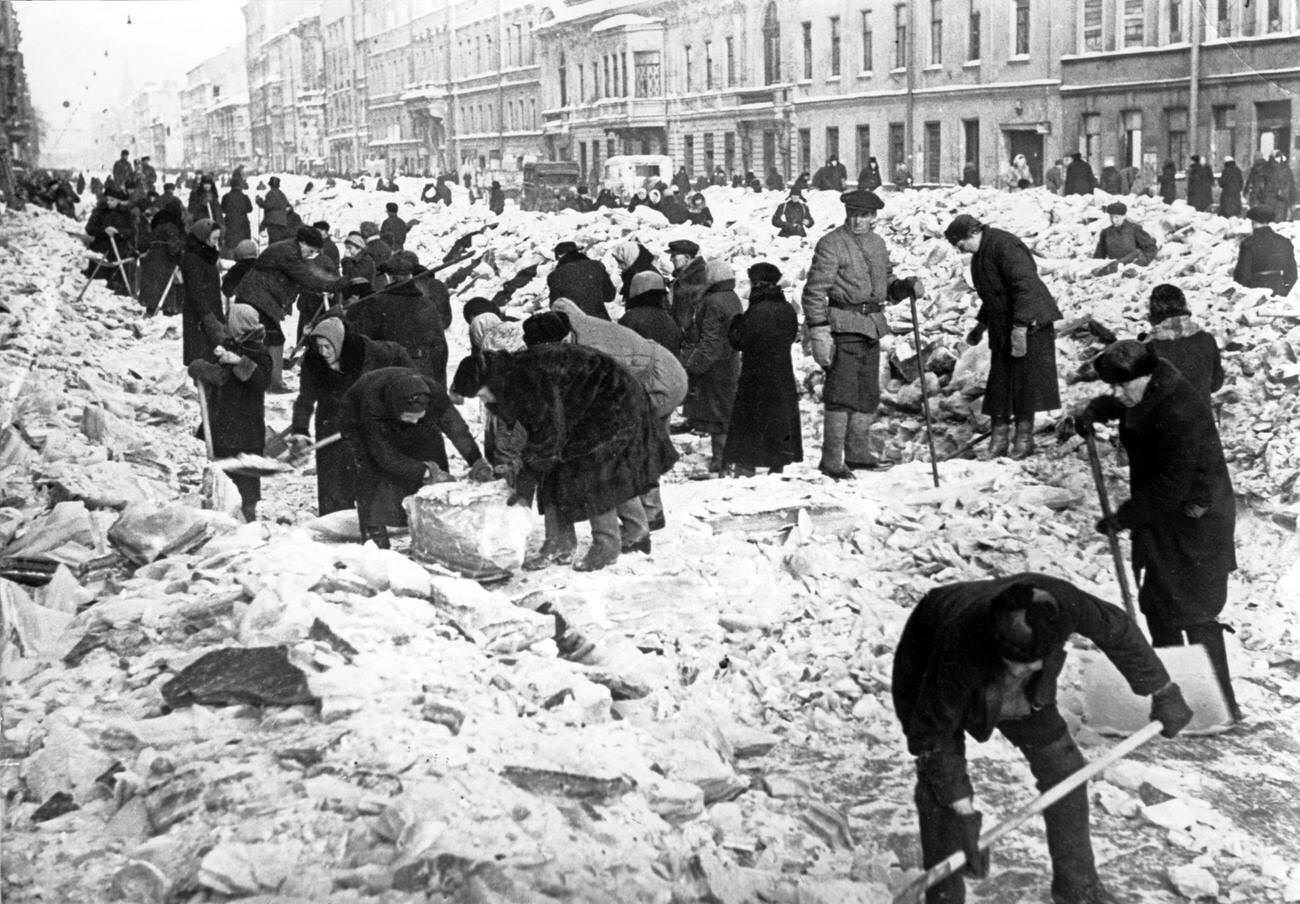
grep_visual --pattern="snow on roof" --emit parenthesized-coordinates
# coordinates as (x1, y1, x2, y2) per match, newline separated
(591, 13, 663, 32)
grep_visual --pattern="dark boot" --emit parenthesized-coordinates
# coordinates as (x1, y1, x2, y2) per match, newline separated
(360, 524, 391, 549)
(987, 418, 1012, 458)
(1010, 415, 1036, 460)
(1021, 734, 1100, 903)
(845, 412, 879, 469)
(573, 510, 620, 572)
(240, 502, 258, 523)
(707, 432, 727, 474)
(818, 410, 853, 480)
(914, 781, 967, 904)
(1186, 621, 1243, 723)
(268, 343, 291, 394)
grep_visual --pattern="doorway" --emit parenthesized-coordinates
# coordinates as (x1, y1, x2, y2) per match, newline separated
(888, 122, 905, 178)
(963, 119, 980, 181)
(1255, 100, 1291, 159)
(1005, 129, 1044, 183)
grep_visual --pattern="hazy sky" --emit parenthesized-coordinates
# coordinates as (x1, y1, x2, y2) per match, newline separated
(17, 0, 247, 159)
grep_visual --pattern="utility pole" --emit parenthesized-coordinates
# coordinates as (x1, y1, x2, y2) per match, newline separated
(1189, 0, 1202, 158)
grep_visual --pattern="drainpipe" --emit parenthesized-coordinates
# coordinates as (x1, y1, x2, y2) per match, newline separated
(905, 1, 915, 176)
(1189, 0, 1201, 158)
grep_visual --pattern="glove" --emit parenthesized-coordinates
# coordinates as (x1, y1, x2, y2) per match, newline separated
(423, 462, 455, 485)
(1150, 682, 1194, 738)
(1010, 325, 1029, 358)
(965, 323, 986, 347)
(886, 276, 922, 302)
(468, 457, 494, 483)
(284, 434, 313, 458)
(956, 811, 990, 879)
(1095, 514, 1123, 536)
(1077, 395, 1124, 436)
(808, 325, 835, 369)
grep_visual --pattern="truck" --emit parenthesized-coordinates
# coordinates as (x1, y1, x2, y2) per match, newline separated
(601, 155, 674, 198)
(520, 161, 581, 212)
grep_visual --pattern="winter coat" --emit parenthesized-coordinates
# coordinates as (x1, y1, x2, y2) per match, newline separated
(381, 214, 409, 251)
(969, 227, 1063, 417)
(725, 284, 803, 468)
(771, 198, 814, 238)
(1217, 163, 1244, 217)
(682, 278, 742, 430)
(259, 187, 289, 220)
(188, 192, 223, 230)
(551, 298, 687, 420)
(1233, 226, 1298, 296)
(1094, 220, 1158, 264)
(345, 280, 450, 383)
(1099, 166, 1124, 195)
(1112, 360, 1237, 627)
(482, 344, 679, 523)
(1274, 162, 1296, 212)
(85, 203, 136, 259)
(619, 289, 682, 357)
(489, 186, 505, 214)
(187, 331, 272, 453)
(221, 260, 255, 300)
(670, 255, 711, 346)
(801, 224, 893, 339)
(1145, 316, 1223, 399)
(291, 324, 412, 514)
(1186, 162, 1214, 212)
(547, 252, 615, 320)
(1044, 165, 1065, 194)
(220, 190, 253, 251)
(960, 164, 980, 189)
(892, 573, 1169, 805)
(111, 158, 133, 189)
(858, 163, 882, 190)
(811, 165, 844, 192)
(341, 253, 377, 293)
(1156, 164, 1177, 204)
(139, 209, 186, 316)
(362, 238, 393, 288)
(686, 206, 714, 228)
(617, 244, 659, 302)
(337, 367, 482, 525)
(180, 232, 227, 366)
(1063, 158, 1097, 195)
(235, 239, 341, 327)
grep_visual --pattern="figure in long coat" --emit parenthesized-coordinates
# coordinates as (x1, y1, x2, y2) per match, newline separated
(220, 186, 253, 257)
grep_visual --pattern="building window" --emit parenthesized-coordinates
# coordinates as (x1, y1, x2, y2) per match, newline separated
(1212, 105, 1237, 161)
(1168, 0, 1183, 41)
(923, 121, 941, 182)
(763, 1, 781, 85)
(861, 10, 874, 71)
(683, 135, 694, 174)
(1122, 110, 1143, 168)
(1082, 0, 1104, 50)
(559, 53, 567, 105)
(894, 5, 908, 69)
(1081, 112, 1102, 161)
(634, 50, 661, 96)
(705, 40, 714, 89)
(968, 4, 981, 60)
(856, 124, 871, 174)
(1014, 0, 1030, 55)
(1123, 0, 1145, 45)
(799, 128, 812, 174)
(1267, 0, 1282, 31)
(930, 3, 942, 64)
(802, 22, 813, 79)
(685, 45, 693, 91)
(724, 131, 736, 172)
(826, 126, 841, 164)
(591, 62, 599, 101)
(704, 132, 715, 174)
(888, 121, 905, 176)
(603, 56, 610, 97)
(1166, 107, 1188, 169)
(830, 16, 842, 75)
(725, 36, 736, 86)
(1215, 0, 1231, 36)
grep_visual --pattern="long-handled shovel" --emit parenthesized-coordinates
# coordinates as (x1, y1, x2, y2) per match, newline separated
(1084, 431, 1135, 619)
(908, 292, 941, 488)
(211, 433, 342, 478)
(194, 378, 238, 513)
(891, 721, 1166, 904)
(107, 234, 140, 305)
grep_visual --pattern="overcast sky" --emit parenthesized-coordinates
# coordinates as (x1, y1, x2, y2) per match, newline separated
(17, 0, 247, 160)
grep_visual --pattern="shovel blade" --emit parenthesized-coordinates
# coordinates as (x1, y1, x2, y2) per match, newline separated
(1079, 645, 1233, 736)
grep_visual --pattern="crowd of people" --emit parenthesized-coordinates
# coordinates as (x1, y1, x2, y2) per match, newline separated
(58, 150, 1298, 904)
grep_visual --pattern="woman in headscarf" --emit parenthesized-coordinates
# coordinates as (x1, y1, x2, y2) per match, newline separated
(448, 300, 528, 480)
(186, 303, 272, 522)
(475, 344, 678, 572)
(724, 263, 803, 476)
(139, 205, 186, 317)
(289, 315, 412, 515)
(609, 240, 659, 302)
(683, 259, 743, 473)
(180, 218, 226, 366)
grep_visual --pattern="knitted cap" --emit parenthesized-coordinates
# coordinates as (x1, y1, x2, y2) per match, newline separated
(232, 239, 259, 260)
(629, 271, 666, 296)
(309, 317, 346, 358)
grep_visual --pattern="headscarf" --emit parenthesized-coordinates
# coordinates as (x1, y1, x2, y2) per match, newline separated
(225, 303, 266, 354)
(189, 218, 218, 245)
(382, 372, 432, 416)
(522, 310, 572, 348)
(610, 241, 641, 271)
(309, 317, 346, 363)
(704, 259, 734, 286)
(471, 313, 526, 353)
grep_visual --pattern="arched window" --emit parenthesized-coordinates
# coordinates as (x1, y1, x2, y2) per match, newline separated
(763, 1, 781, 85)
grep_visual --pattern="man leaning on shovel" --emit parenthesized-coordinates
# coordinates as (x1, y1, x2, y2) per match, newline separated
(893, 573, 1193, 904)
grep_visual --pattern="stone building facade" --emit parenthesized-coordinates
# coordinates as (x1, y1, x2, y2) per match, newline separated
(0, 0, 37, 164)
(182, 45, 250, 173)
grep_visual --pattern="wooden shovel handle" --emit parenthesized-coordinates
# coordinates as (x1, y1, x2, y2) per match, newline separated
(891, 721, 1163, 904)
(1085, 432, 1136, 619)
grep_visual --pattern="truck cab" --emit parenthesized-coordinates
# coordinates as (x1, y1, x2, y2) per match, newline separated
(521, 161, 581, 212)
(602, 155, 673, 199)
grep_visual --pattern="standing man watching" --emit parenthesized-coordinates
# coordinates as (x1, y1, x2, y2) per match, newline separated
(1233, 205, 1297, 297)
(802, 189, 920, 478)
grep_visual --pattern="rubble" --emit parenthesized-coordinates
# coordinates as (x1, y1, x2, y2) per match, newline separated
(1, 185, 1297, 903)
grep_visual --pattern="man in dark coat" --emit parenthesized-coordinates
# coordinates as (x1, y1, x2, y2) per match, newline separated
(180, 219, 227, 366)
(946, 214, 1062, 459)
(1185, 156, 1213, 212)
(295, 222, 342, 343)
(1093, 201, 1158, 266)
(341, 231, 377, 294)
(235, 227, 347, 392)
(476, 344, 679, 572)
(1063, 152, 1097, 196)
(359, 221, 394, 290)
(1098, 157, 1124, 194)
(546, 240, 614, 320)
(1134, 284, 1224, 400)
(858, 157, 882, 190)
(346, 251, 451, 384)
(187, 304, 273, 522)
(138, 156, 157, 194)
(1077, 340, 1240, 721)
(804, 190, 920, 478)
(1271, 153, 1295, 220)
(159, 183, 185, 222)
(619, 271, 681, 355)
(1157, 161, 1178, 204)
(1244, 157, 1271, 212)
(1217, 157, 1244, 217)
(188, 175, 223, 229)
(338, 367, 491, 548)
(381, 202, 409, 251)
(84, 185, 137, 296)
(684, 260, 744, 473)
(1233, 205, 1297, 296)
(139, 206, 187, 316)
(668, 238, 710, 350)
(289, 316, 413, 515)
(257, 176, 290, 238)
(725, 262, 802, 476)
(488, 181, 506, 214)
(771, 189, 815, 238)
(811, 159, 845, 191)
(111, 150, 133, 191)
(220, 184, 253, 257)
(894, 573, 1192, 904)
